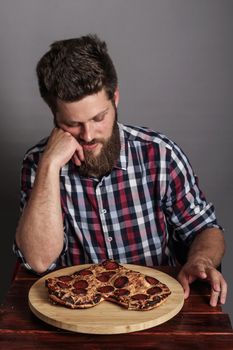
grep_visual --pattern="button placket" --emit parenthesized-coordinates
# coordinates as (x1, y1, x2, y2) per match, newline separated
(95, 183, 113, 257)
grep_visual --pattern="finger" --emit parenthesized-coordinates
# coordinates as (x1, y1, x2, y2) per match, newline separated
(198, 270, 207, 280)
(182, 261, 207, 281)
(183, 283, 190, 300)
(204, 269, 220, 307)
(207, 270, 227, 306)
(76, 145, 84, 162)
(193, 262, 208, 280)
(215, 276, 228, 305)
(210, 288, 220, 307)
(72, 153, 81, 166)
(219, 280, 227, 305)
(177, 272, 190, 299)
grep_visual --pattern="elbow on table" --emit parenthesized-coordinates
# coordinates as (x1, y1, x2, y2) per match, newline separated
(26, 258, 57, 275)
(15, 238, 61, 275)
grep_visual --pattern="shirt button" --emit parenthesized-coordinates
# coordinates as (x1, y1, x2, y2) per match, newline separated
(101, 209, 107, 214)
(107, 236, 113, 242)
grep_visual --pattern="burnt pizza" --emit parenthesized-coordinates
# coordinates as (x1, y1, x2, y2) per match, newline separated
(45, 260, 171, 311)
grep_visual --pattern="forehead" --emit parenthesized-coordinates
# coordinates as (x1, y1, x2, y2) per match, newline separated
(56, 89, 111, 122)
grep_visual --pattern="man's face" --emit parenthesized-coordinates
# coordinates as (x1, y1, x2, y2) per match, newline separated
(55, 88, 121, 177)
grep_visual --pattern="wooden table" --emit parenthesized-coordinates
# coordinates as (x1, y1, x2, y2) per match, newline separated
(0, 265, 232, 350)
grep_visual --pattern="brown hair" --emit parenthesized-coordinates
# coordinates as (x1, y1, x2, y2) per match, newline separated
(36, 34, 118, 110)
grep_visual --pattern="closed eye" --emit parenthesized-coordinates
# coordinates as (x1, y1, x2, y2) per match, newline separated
(93, 114, 105, 122)
(93, 109, 108, 122)
(65, 122, 81, 128)
(57, 107, 109, 128)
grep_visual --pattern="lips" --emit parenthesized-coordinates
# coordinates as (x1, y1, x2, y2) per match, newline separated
(82, 143, 98, 151)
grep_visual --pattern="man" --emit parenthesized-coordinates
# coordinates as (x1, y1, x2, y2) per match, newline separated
(14, 34, 227, 307)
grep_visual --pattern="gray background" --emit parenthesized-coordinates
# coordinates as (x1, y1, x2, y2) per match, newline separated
(0, 0, 232, 322)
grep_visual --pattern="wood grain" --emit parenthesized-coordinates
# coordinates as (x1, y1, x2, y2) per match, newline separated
(28, 264, 184, 334)
(1, 333, 233, 350)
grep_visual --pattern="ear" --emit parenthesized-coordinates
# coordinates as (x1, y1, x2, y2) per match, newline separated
(113, 87, 120, 107)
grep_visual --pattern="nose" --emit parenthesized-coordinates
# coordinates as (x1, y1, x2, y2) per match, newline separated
(80, 123, 93, 143)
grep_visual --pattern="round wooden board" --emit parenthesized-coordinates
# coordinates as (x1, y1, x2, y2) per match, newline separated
(28, 264, 184, 334)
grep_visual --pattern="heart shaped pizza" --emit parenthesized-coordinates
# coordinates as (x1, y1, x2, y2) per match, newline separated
(45, 260, 171, 311)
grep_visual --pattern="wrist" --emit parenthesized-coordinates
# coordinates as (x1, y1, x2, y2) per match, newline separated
(187, 254, 214, 268)
(39, 154, 61, 174)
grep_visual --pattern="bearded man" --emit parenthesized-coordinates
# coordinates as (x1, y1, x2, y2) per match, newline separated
(14, 34, 227, 307)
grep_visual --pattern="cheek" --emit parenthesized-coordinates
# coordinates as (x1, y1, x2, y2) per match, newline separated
(60, 125, 80, 138)
(96, 124, 111, 140)
(99, 118, 115, 138)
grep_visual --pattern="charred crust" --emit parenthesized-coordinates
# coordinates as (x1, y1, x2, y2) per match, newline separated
(45, 260, 171, 310)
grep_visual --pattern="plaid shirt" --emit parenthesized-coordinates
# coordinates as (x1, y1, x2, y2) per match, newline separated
(14, 123, 220, 272)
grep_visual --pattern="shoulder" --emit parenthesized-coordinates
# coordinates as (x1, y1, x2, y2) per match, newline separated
(119, 123, 175, 150)
(119, 123, 191, 167)
(23, 137, 49, 165)
(25, 137, 48, 155)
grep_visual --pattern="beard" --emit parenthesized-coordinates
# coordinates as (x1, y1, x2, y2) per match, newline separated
(77, 116, 121, 178)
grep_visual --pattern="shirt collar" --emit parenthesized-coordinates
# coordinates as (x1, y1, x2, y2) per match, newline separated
(114, 123, 128, 171)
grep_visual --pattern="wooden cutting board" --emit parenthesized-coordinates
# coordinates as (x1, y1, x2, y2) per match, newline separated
(28, 264, 184, 334)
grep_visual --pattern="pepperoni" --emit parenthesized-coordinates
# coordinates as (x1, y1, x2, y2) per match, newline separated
(58, 275, 73, 282)
(102, 260, 120, 270)
(57, 281, 69, 289)
(74, 269, 93, 276)
(96, 271, 116, 282)
(114, 276, 129, 288)
(96, 275, 108, 283)
(73, 288, 87, 295)
(131, 294, 148, 300)
(147, 286, 162, 295)
(145, 276, 159, 285)
(114, 288, 130, 296)
(97, 285, 115, 293)
(73, 280, 88, 289)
